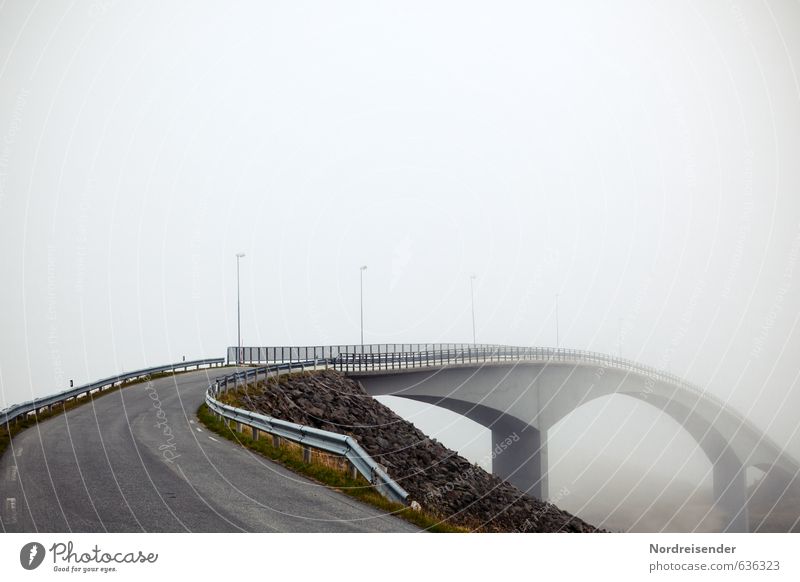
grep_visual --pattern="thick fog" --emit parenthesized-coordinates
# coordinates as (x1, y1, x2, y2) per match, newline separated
(1, 1, 799, 530)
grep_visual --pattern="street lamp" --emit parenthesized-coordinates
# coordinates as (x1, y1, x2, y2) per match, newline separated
(360, 265, 368, 348)
(555, 293, 560, 348)
(470, 275, 477, 345)
(236, 253, 245, 364)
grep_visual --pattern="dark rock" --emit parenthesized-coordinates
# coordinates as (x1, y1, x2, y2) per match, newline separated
(238, 370, 601, 533)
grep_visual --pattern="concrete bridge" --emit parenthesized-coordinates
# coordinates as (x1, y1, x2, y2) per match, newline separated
(232, 344, 800, 532)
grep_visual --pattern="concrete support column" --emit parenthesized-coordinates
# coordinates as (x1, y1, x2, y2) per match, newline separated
(540, 429, 549, 502)
(713, 458, 749, 532)
(491, 422, 547, 501)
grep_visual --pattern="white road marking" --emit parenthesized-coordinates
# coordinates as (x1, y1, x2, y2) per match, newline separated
(7, 465, 17, 481)
(14, 447, 23, 457)
(195, 428, 203, 433)
(189, 420, 195, 424)
(4, 498, 17, 524)
(208, 436, 219, 442)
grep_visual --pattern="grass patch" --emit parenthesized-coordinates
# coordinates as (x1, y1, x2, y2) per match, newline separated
(0, 366, 231, 460)
(197, 403, 466, 533)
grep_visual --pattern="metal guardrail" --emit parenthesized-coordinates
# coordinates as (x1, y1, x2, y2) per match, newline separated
(1, 358, 226, 427)
(325, 345, 697, 389)
(228, 343, 498, 366)
(206, 361, 410, 506)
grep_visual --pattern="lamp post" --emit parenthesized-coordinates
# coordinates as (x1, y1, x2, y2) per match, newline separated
(236, 252, 245, 364)
(360, 265, 367, 348)
(470, 275, 477, 345)
(555, 293, 560, 348)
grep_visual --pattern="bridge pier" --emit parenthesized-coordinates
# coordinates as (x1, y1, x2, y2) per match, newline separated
(713, 457, 749, 532)
(491, 422, 547, 501)
(360, 390, 554, 503)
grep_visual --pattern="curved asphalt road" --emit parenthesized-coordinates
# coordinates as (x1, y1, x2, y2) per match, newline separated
(0, 367, 417, 532)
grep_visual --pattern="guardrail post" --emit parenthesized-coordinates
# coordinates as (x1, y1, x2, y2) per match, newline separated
(371, 467, 381, 488)
(302, 445, 312, 463)
(272, 435, 281, 448)
(252, 427, 260, 440)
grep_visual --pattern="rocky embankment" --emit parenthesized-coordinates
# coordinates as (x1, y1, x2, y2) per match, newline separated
(234, 370, 600, 533)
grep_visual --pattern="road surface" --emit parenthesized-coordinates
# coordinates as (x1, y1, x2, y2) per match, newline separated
(0, 368, 417, 532)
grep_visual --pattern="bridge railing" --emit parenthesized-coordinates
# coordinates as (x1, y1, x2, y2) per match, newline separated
(227, 343, 498, 366)
(329, 345, 674, 378)
(207, 360, 410, 506)
(330, 345, 732, 409)
(1, 358, 226, 428)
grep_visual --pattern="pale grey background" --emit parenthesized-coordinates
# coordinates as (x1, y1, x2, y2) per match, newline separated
(1, 1, 799, 530)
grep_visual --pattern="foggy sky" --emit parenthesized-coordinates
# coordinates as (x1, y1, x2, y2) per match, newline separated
(1, 1, 800, 525)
